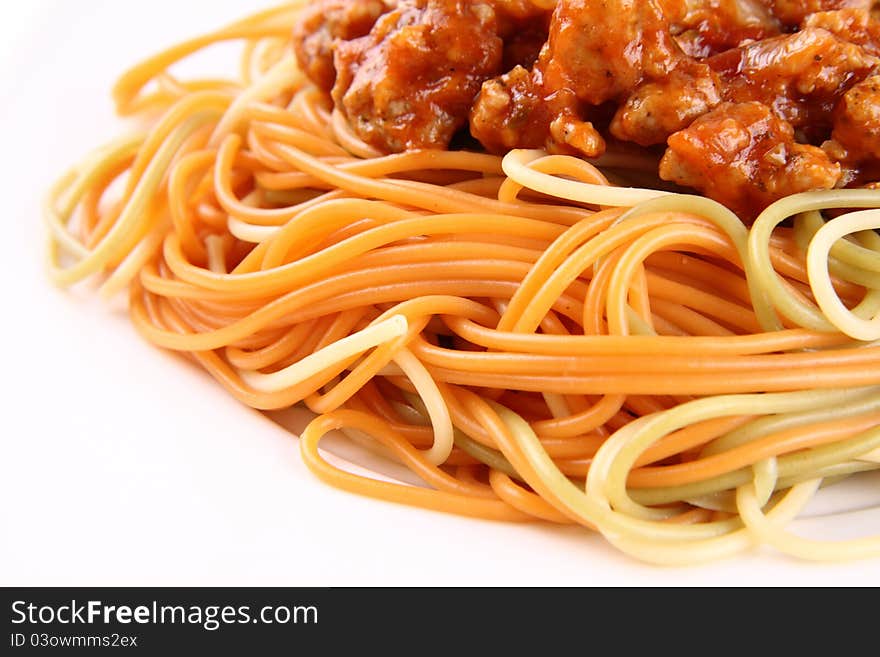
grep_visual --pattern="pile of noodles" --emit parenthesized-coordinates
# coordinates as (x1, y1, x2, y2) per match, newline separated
(46, 2, 880, 565)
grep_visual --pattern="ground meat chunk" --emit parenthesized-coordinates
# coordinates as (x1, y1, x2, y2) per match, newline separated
(610, 60, 721, 145)
(540, 0, 683, 106)
(494, 0, 554, 20)
(292, 0, 391, 91)
(660, 101, 842, 218)
(804, 8, 880, 56)
(468, 65, 605, 155)
(469, 65, 548, 152)
(471, 0, 702, 156)
(662, 0, 782, 58)
(708, 27, 879, 139)
(761, 0, 873, 26)
(547, 106, 608, 156)
(332, 0, 503, 152)
(826, 74, 880, 162)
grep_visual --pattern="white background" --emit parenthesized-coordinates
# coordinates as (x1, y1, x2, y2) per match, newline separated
(1, 0, 879, 586)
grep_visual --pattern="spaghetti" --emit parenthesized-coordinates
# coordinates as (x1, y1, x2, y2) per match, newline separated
(46, 1, 880, 565)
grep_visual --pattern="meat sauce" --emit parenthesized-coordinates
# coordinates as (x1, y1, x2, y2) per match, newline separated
(293, 0, 880, 219)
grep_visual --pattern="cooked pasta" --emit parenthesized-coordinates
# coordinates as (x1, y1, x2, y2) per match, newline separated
(46, 1, 880, 565)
